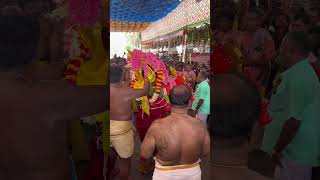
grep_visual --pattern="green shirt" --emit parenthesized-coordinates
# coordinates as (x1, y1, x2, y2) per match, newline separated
(262, 60, 320, 166)
(192, 80, 210, 114)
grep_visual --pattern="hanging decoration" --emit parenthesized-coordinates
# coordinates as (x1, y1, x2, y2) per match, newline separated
(141, 0, 210, 41)
(111, 20, 150, 32)
(185, 23, 210, 46)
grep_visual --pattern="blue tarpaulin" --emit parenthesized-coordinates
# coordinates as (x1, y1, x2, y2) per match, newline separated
(111, 0, 181, 22)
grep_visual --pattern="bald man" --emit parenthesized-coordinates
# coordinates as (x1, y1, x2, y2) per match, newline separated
(0, 16, 107, 180)
(205, 73, 273, 180)
(140, 85, 210, 180)
(262, 31, 320, 180)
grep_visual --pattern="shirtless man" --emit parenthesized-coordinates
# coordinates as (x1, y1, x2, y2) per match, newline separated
(110, 63, 149, 180)
(0, 16, 107, 180)
(140, 85, 210, 180)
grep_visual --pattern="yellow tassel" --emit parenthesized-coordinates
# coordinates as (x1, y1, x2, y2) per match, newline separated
(133, 70, 145, 89)
(141, 96, 150, 116)
(170, 66, 177, 77)
(132, 100, 138, 112)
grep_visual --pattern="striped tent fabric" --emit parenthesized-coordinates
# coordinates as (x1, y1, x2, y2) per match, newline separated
(141, 0, 210, 41)
(110, 0, 181, 32)
(111, 0, 181, 22)
(110, 20, 150, 32)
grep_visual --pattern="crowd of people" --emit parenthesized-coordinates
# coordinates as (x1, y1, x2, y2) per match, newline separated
(212, 0, 320, 180)
(109, 50, 211, 180)
(0, 12, 108, 180)
(2, 0, 320, 180)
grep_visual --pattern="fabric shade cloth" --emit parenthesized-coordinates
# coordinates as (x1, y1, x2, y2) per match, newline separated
(110, 20, 150, 32)
(141, 0, 210, 41)
(135, 96, 171, 141)
(111, 0, 181, 22)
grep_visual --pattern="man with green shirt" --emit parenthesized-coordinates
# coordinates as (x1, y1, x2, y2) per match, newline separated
(188, 70, 210, 125)
(261, 31, 320, 180)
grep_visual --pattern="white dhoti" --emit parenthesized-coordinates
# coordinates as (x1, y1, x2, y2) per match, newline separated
(152, 159, 201, 180)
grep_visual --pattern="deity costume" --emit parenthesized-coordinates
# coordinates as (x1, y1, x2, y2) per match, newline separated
(63, 0, 108, 178)
(211, 45, 242, 75)
(128, 50, 173, 142)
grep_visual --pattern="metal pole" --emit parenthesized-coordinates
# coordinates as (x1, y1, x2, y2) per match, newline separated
(182, 34, 187, 63)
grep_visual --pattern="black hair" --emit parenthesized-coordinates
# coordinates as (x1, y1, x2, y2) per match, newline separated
(309, 26, 320, 34)
(110, 63, 123, 83)
(309, 26, 320, 57)
(20, 0, 50, 8)
(248, 8, 264, 18)
(0, 15, 39, 69)
(198, 70, 208, 79)
(285, 31, 311, 57)
(272, 12, 290, 26)
(209, 73, 261, 138)
(169, 84, 192, 106)
(214, 7, 235, 22)
(292, 12, 310, 25)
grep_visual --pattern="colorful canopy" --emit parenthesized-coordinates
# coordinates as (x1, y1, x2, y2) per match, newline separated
(141, 0, 210, 41)
(110, 20, 150, 32)
(110, 0, 181, 22)
(110, 0, 182, 32)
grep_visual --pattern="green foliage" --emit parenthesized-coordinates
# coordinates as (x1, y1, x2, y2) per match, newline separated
(125, 32, 141, 49)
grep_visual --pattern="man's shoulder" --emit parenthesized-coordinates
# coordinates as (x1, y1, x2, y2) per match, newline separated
(150, 118, 167, 128)
(285, 62, 319, 86)
(199, 80, 210, 89)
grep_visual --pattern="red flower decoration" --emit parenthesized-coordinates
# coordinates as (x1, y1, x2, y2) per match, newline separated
(211, 46, 234, 75)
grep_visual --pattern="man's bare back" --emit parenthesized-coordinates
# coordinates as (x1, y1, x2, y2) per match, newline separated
(141, 108, 210, 166)
(0, 79, 107, 180)
(110, 84, 135, 121)
(110, 77, 149, 121)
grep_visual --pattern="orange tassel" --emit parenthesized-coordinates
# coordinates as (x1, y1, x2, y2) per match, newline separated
(155, 70, 164, 93)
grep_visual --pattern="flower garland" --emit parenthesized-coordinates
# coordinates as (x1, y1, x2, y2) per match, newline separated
(130, 49, 174, 88)
(65, 28, 90, 84)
